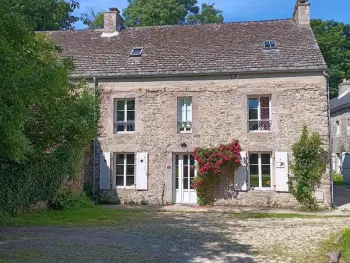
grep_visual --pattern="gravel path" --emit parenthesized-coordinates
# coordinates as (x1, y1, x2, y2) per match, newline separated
(0, 212, 349, 263)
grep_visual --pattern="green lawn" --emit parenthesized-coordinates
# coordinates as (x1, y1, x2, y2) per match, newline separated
(0, 207, 148, 227)
(341, 229, 350, 262)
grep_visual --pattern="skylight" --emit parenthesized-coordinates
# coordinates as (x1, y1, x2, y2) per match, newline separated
(264, 40, 277, 49)
(130, 47, 143, 57)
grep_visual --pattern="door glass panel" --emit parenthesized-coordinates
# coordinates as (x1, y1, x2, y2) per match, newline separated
(190, 155, 195, 165)
(184, 155, 189, 166)
(261, 154, 270, 165)
(116, 165, 124, 176)
(249, 154, 259, 165)
(262, 165, 271, 187)
(190, 178, 194, 189)
(175, 155, 179, 190)
(126, 165, 134, 175)
(127, 154, 134, 165)
(183, 178, 189, 189)
(126, 176, 134, 186)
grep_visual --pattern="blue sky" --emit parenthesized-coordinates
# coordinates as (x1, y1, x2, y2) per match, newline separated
(74, 0, 350, 29)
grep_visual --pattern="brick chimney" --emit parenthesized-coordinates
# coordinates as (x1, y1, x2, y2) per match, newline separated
(293, 0, 311, 27)
(101, 8, 124, 38)
(339, 79, 350, 98)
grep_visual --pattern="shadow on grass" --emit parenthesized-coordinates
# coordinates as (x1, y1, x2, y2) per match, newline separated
(0, 209, 259, 263)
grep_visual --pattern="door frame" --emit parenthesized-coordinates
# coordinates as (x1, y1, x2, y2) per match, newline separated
(172, 153, 197, 204)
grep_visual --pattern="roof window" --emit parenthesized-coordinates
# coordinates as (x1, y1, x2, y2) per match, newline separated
(264, 40, 277, 49)
(130, 47, 143, 57)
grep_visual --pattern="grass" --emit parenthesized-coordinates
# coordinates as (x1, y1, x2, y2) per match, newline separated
(0, 207, 149, 227)
(341, 229, 350, 262)
(229, 212, 316, 219)
(0, 249, 41, 263)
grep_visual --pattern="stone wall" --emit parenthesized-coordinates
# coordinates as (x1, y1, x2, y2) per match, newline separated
(88, 72, 330, 208)
(331, 108, 350, 153)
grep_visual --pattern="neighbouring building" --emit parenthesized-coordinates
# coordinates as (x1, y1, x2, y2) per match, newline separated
(50, 0, 331, 208)
(330, 79, 350, 183)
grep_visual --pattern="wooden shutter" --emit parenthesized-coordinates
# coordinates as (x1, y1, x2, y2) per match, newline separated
(275, 152, 289, 192)
(234, 151, 248, 191)
(136, 152, 148, 190)
(100, 152, 111, 190)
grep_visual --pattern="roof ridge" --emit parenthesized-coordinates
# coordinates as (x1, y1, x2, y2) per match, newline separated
(124, 18, 294, 31)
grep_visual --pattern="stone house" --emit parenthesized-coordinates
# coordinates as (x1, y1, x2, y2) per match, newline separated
(330, 79, 350, 183)
(50, 0, 331, 208)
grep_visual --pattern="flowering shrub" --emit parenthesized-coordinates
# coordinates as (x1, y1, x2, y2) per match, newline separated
(192, 140, 242, 205)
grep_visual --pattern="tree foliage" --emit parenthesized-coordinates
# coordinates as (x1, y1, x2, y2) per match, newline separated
(0, 0, 99, 215)
(122, 0, 223, 27)
(311, 20, 350, 97)
(7, 0, 80, 31)
(188, 3, 223, 25)
(81, 7, 104, 29)
(290, 126, 326, 211)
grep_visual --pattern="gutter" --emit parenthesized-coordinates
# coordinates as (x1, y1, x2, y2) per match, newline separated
(323, 71, 333, 207)
(92, 77, 97, 197)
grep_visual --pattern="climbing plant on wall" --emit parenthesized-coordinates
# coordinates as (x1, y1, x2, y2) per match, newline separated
(290, 126, 327, 211)
(192, 140, 242, 206)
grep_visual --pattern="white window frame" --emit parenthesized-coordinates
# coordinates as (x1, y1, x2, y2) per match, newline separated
(115, 153, 136, 189)
(114, 99, 135, 133)
(248, 96, 272, 132)
(248, 152, 272, 190)
(336, 120, 341, 137)
(178, 97, 192, 133)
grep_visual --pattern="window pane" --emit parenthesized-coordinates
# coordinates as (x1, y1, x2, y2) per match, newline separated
(261, 154, 270, 165)
(117, 124, 125, 132)
(262, 165, 271, 187)
(127, 111, 135, 121)
(127, 123, 135, 131)
(249, 154, 259, 165)
(117, 111, 125, 121)
(190, 155, 195, 165)
(261, 107, 270, 120)
(127, 100, 135, 110)
(190, 178, 195, 189)
(249, 98, 259, 109)
(117, 101, 125, 111)
(116, 165, 124, 176)
(249, 109, 258, 120)
(127, 154, 134, 165)
(126, 165, 134, 175)
(249, 121, 259, 131)
(183, 165, 188, 179)
(116, 176, 124, 186)
(249, 164, 259, 187)
(126, 176, 134, 186)
(175, 178, 179, 190)
(116, 154, 124, 165)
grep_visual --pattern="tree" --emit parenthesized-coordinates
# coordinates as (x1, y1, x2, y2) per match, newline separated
(8, 0, 80, 31)
(81, 7, 104, 29)
(123, 0, 200, 27)
(188, 3, 223, 25)
(0, 0, 98, 214)
(311, 20, 350, 97)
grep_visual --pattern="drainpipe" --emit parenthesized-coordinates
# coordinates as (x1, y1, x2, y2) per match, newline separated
(92, 77, 97, 197)
(323, 71, 333, 207)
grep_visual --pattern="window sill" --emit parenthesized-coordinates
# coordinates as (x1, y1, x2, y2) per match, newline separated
(178, 131, 193, 134)
(248, 131, 272, 133)
(114, 132, 136, 135)
(116, 187, 136, 190)
(250, 187, 274, 191)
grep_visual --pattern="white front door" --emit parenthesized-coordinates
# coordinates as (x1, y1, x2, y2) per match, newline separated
(174, 154, 197, 204)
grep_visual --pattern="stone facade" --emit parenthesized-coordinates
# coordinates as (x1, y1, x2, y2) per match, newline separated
(87, 72, 331, 208)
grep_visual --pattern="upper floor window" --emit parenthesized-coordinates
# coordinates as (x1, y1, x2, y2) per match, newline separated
(114, 99, 135, 133)
(178, 97, 192, 133)
(248, 96, 271, 132)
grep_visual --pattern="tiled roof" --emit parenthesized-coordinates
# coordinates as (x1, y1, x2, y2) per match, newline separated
(330, 93, 350, 113)
(48, 19, 327, 78)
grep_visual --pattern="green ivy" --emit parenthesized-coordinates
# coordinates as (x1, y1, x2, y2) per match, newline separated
(290, 126, 327, 211)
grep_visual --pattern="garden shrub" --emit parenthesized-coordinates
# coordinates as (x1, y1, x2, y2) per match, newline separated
(333, 173, 344, 185)
(49, 190, 94, 210)
(192, 140, 242, 205)
(290, 126, 326, 211)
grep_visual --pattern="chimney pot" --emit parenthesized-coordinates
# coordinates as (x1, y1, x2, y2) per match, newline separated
(101, 7, 124, 38)
(293, 0, 311, 27)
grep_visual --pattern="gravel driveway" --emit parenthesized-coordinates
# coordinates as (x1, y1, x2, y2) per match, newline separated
(0, 212, 349, 263)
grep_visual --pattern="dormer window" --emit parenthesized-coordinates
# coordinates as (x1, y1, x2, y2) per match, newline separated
(264, 40, 277, 49)
(130, 47, 143, 57)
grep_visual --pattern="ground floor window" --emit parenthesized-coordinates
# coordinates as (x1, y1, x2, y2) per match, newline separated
(249, 153, 272, 189)
(115, 153, 135, 188)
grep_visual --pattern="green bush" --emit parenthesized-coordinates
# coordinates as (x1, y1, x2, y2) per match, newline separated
(333, 173, 344, 185)
(290, 126, 326, 211)
(49, 190, 94, 211)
